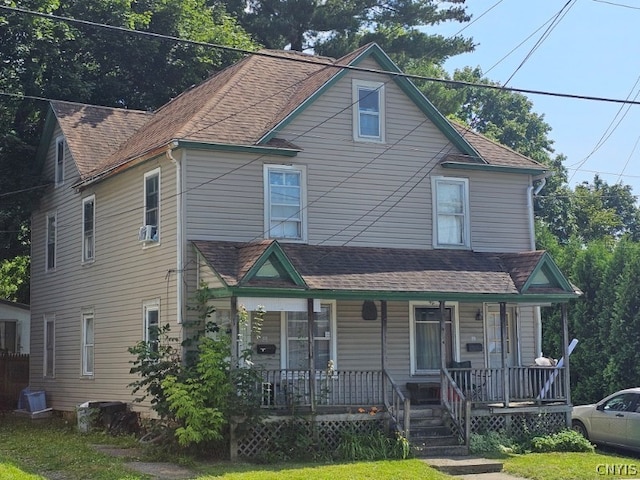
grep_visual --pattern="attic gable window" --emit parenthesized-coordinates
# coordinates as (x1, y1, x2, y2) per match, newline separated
(264, 164, 307, 242)
(55, 136, 65, 186)
(352, 79, 385, 142)
(432, 176, 470, 249)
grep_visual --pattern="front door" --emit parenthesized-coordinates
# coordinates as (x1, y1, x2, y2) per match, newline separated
(411, 304, 455, 374)
(485, 305, 517, 368)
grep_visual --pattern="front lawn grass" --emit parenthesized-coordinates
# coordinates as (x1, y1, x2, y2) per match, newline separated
(504, 451, 640, 480)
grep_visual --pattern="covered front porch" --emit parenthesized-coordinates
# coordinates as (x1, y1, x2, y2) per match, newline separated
(192, 239, 581, 450)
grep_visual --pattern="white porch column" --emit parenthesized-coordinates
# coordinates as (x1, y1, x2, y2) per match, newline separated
(561, 303, 571, 426)
(307, 298, 316, 413)
(381, 300, 388, 404)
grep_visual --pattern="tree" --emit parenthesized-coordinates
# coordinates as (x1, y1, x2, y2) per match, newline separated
(225, 0, 473, 63)
(0, 0, 257, 295)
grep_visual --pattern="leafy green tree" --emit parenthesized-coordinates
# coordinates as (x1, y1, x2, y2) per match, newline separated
(225, 0, 473, 62)
(0, 255, 30, 304)
(0, 0, 257, 293)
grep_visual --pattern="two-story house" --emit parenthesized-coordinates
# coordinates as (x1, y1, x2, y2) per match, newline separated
(31, 43, 579, 456)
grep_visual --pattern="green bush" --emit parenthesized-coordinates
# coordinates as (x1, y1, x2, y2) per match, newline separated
(336, 430, 410, 461)
(469, 431, 518, 455)
(530, 429, 595, 453)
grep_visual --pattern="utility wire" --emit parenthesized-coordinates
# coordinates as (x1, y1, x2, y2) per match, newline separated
(2, 4, 640, 107)
(502, 0, 577, 87)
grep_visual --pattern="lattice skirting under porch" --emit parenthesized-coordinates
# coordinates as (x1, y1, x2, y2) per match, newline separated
(470, 412, 567, 438)
(235, 414, 386, 459)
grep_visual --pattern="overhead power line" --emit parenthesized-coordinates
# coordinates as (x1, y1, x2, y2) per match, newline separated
(3, 4, 640, 107)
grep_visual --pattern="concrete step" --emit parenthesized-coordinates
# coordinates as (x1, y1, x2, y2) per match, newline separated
(413, 444, 470, 458)
(422, 456, 503, 475)
(411, 434, 460, 447)
(410, 416, 445, 428)
(410, 406, 445, 418)
(410, 425, 451, 437)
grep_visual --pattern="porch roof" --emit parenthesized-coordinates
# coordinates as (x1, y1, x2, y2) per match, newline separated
(193, 240, 581, 302)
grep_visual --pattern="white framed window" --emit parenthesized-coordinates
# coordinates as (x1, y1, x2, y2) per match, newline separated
(280, 301, 337, 371)
(81, 312, 94, 376)
(143, 300, 160, 352)
(82, 195, 95, 262)
(432, 176, 470, 248)
(264, 164, 307, 241)
(409, 301, 459, 375)
(352, 79, 385, 142)
(46, 212, 57, 271)
(55, 136, 65, 186)
(143, 169, 160, 243)
(44, 314, 55, 378)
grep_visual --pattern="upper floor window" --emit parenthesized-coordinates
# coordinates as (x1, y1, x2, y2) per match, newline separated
(82, 195, 95, 262)
(81, 312, 94, 376)
(55, 136, 65, 186)
(264, 164, 306, 241)
(46, 213, 57, 271)
(352, 80, 385, 142)
(432, 176, 470, 249)
(142, 169, 160, 243)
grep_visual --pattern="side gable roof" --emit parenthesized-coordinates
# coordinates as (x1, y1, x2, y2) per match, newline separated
(193, 240, 580, 302)
(38, 44, 548, 187)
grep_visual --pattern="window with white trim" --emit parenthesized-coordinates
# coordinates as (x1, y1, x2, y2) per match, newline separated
(143, 301, 160, 352)
(55, 136, 65, 186)
(352, 79, 385, 142)
(410, 303, 457, 374)
(432, 176, 470, 248)
(82, 312, 94, 376)
(44, 314, 55, 377)
(281, 302, 336, 371)
(82, 195, 95, 262)
(264, 165, 306, 241)
(46, 213, 56, 271)
(143, 169, 160, 243)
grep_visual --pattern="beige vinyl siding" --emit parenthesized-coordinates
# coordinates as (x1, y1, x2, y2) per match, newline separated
(195, 251, 226, 289)
(517, 306, 537, 365)
(184, 58, 533, 251)
(30, 131, 180, 412)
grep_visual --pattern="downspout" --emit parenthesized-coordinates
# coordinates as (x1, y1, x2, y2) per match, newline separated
(529, 173, 549, 357)
(166, 143, 183, 324)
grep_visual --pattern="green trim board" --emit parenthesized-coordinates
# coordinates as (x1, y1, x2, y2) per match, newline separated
(35, 105, 59, 172)
(259, 43, 480, 161)
(521, 251, 574, 293)
(205, 286, 578, 304)
(240, 241, 307, 287)
(440, 161, 547, 175)
(176, 140, 299, 157)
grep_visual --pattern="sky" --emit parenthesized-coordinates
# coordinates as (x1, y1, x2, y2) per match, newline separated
(431, 0, 640, 198)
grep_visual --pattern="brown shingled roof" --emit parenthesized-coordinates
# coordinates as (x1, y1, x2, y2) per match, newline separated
(52, 44, 546, 184)
(193, 240, 575, 297)
(52, 101, 151, 179)
(448, 122, 546, 170)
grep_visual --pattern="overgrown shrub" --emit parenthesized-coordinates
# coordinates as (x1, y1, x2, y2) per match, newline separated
(128, 282, 265, 450)
(530, 429, 595, 453)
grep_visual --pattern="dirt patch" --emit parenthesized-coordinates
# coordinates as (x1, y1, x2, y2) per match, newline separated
(92, 444, 196, 479)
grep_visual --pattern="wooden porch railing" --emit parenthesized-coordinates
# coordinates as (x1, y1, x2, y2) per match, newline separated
(442, 369, 471, 446)
(382, 370, 410, 437)
(448, 366, 567, 405)
(259, 369, 384, 409)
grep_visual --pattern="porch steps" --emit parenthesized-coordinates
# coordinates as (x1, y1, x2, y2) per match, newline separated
(422, 456, 504, 476)
(409, 405, 469, 457)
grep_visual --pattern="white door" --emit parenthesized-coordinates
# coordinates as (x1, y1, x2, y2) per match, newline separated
(485, 306, 517, 368)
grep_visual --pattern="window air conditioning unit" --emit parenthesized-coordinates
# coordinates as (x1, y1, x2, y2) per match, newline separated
(138, 225, 158, 242)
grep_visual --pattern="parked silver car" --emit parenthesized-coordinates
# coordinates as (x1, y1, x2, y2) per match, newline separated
(572, 387, 640, 452)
